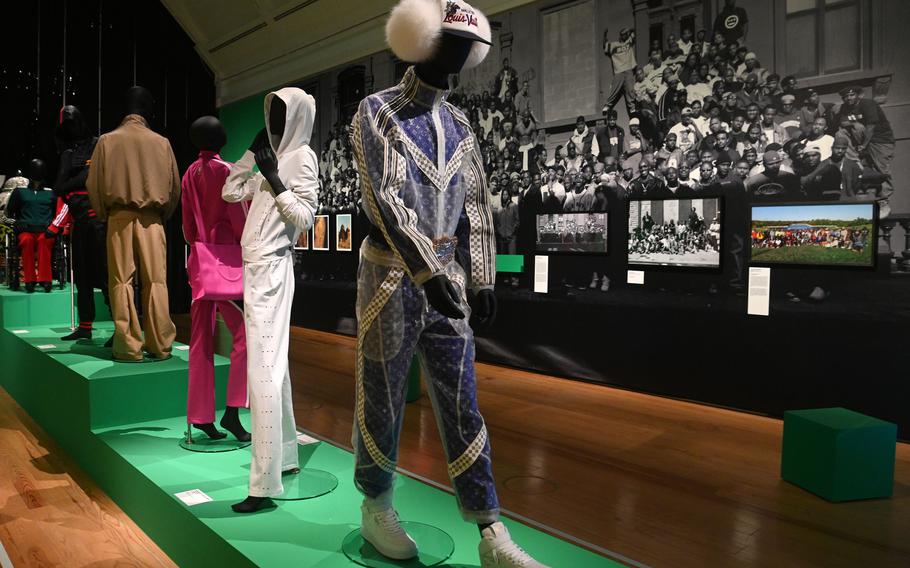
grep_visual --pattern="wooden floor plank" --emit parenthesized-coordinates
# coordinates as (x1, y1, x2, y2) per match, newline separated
(0, 388, 176, 568)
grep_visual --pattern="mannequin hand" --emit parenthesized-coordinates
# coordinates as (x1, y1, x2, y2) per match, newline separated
(423, 275, 465, 320)
(249, 128, 269, 153)
(472, 288, 498, 326)
(254, 146, 279, 180)
(44, 228, 57, 240)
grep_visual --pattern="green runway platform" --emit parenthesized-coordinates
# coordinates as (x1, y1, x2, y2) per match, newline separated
(0, 285, 618, 567)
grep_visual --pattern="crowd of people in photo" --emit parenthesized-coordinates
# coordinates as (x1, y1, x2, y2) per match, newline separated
(629, 208, 720, 257)
(317, 125, 361, 215)
(312, 0, 893, 285)
(537, 214, 607, 247)
(751, 226, 870, 252)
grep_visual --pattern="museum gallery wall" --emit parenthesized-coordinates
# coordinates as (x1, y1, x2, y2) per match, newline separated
(218, 0, 910, 434)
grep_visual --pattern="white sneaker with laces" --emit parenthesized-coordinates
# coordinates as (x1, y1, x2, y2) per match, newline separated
(360, 504, 418, 560)
(479, 522, 549, 567)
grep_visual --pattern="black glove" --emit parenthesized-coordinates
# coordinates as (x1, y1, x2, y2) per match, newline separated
(254, 146, 279, 180)
(45, 228, 58, 240)
(423, 275, 465, 319)
(249, 128, 270, 153)
(472, 288, 498, 327)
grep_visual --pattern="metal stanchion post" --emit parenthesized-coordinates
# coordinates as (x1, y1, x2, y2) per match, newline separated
(185, 421, 194, 445)
(69, 231, 76, 331)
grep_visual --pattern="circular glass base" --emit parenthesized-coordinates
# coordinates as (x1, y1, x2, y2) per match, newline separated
(178, 435, 251, 453)
(342, 522, 454, 567)
(273, 468, 338, 501)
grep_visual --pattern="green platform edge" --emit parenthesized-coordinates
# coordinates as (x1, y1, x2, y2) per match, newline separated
(0, 288, 618, 567)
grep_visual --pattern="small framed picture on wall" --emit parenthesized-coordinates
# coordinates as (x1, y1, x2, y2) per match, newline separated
(295, 228, 310, 250)
(336, 213, 353, 252)
(313, 215, 330, 251)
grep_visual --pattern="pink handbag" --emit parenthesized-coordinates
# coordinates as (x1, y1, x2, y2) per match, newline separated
(186, 185, 243, 302)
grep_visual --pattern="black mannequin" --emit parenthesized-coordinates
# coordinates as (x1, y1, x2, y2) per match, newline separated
(26, 159, 46, 188)
(249, 97, 290, 198)
(415, 33, 498, 326)
(15, 159, 53, 293)
(55, 105, 112, 342)
(189, 115, 226, 152)
(231, 96, 301, 515)
(186, 115, 251, 443)
(125, 86, 155, 123)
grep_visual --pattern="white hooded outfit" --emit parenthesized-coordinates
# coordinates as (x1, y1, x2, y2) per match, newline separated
(222, 88, 319, 497)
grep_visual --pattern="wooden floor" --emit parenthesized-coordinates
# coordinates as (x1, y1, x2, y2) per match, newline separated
(0, 387, 176, 568)
(2, 320, 908, 568)
(279, 326, 910, 568)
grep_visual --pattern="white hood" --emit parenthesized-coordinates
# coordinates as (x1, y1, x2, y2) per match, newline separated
(264, 87, 315, 157)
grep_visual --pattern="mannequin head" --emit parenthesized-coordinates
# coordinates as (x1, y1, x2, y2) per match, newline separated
(26, 159, 46, 187)
(268, 97, 287, 137)
(125, 86, 155, 122)
(58, 105, 90, 143)
(386, 0, 492, 87)
(189, 116, 227, 152)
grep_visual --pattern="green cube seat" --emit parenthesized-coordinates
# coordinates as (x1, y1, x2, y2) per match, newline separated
(781, 407, 897, 502)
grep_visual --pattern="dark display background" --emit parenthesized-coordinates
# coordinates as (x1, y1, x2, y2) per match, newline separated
(1, 0, 216, 314)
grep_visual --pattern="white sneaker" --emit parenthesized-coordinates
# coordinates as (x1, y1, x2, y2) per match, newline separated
(360, 504, 418, 560)
(479, 522, 549, 567)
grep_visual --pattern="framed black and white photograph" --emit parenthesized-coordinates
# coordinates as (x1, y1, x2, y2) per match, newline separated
(536, 212, 608, 253)
(312, 215, 330, 251)
(335, 213, 352, 252)
(628, 198, 721, 268)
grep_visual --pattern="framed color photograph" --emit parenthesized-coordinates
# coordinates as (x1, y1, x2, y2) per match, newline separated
(628, 198, 722, 269)
(750, 203, 876, 268)
(536, 212, 608, 254)
(336, 213, 353, 252)
(312, 215, 330, 251)
(295, 228, 310, 250)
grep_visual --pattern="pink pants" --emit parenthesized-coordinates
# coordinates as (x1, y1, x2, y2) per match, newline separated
(187, 299, 248, 424)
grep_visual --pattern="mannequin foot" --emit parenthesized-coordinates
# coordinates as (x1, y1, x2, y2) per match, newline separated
(192, 423, 226, 440)
(104, 336, 114, 348)
(231, 496, 276, 513)
(283, 467, 301, 475)
(25, 282, 35, 294)
(41, 281, 52, 293)
(219, 407, 251, 442)
(479, 522, 549, 567)
(61, 328, 92, 341)
(361, 503, 418, 560)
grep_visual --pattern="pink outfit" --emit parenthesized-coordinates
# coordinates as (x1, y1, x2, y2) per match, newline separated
(182, 151, 249, 424)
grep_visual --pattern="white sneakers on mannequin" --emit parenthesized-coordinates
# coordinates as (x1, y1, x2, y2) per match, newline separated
(479, 522, 550, 567)
(360, 502, 418, 560)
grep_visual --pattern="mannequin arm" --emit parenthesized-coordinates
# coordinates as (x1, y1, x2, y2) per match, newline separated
(180, 170, 197, 244)
(256, 147, 318, 233)
(459, 145, 497, 291)
(352, 98, 445, 285)
(85, 137, 108, 220)
(163, 145, 181, 220)
(222, 151, 260, 203)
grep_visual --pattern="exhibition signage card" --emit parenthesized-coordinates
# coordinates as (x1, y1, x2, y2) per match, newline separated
(297, 432, 319, 446)
(627, 270, 645, 285)
(37, 344, 56, 350)
(748, 267, 771, 316)
(12, 330, 29, 334)
(534, 256, 549, 293)
(174, 489, 213, 506)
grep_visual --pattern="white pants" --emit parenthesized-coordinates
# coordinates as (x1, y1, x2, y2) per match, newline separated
(243, 252, 298, 497)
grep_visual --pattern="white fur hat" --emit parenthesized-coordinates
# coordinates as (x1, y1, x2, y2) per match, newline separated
(386, 0, 492, 69)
